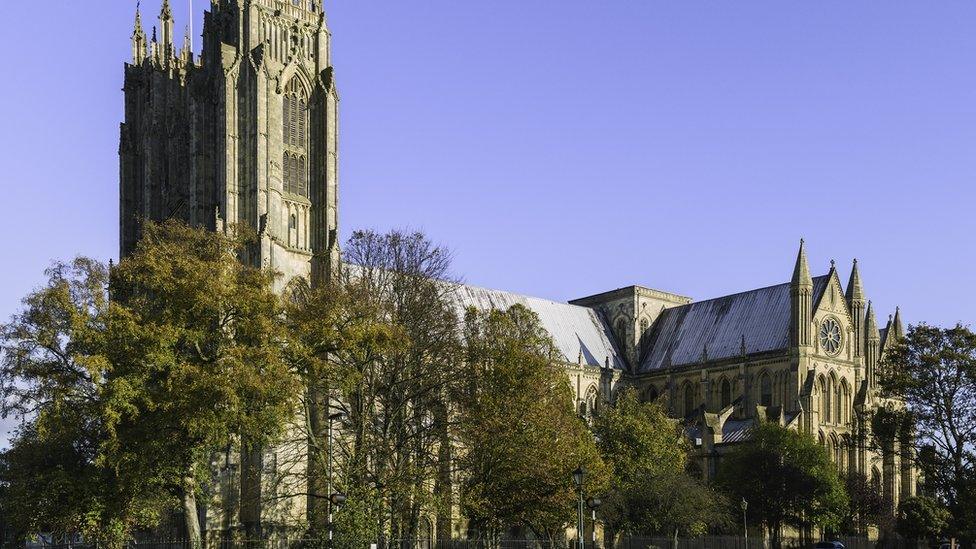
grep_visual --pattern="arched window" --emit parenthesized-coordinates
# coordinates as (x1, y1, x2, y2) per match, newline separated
(759, 373, 772, 407)
(643, 385, 658, 402)
(834, 382, 843, 426)
(283, 79, 309, 197)
(289, 213, 297, 230)
(684, 383, 695, 416)
(824, 377, 833, 424)
(720, 379, 732, 409)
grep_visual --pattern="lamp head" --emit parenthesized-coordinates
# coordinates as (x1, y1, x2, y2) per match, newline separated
(573, 466, 586, 488)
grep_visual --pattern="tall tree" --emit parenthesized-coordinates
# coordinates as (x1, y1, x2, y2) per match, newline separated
(716, 423, 848, 547)
(102, 221, 298, 545)
(0, 258, 154, 545)
(456, 304, 608, 542)
(593, 390, 728, 542)
(1, 222, 298, 547)
(284, 229, 465, 542)
(878, 323, 976, 539)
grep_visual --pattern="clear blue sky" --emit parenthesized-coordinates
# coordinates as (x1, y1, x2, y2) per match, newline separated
(1, 2, 975, 440)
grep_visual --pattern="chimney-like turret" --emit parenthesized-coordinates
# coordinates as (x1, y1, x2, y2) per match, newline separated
(791, 239, 813, 348)
(159, 0, 175, 64)
(846, 259, 866, 359)
(865, 301, 880, 387)
(132, 4, 147, 64)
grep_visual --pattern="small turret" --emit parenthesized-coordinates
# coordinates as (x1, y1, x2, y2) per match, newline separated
(893, 306, 905, 341)
(159, 0, 175, 63)
(865, 301, 880, 387)
(791, 239, 813, 348)
(846, 259, 866, 359)
(132, 4, 148, 64)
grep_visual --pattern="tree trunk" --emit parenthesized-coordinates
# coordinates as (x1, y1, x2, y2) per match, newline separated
(672, 528, 679, 549)
(183, 477, 203, 549)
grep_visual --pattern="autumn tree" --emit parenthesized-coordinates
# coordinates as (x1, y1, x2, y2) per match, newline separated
(456, 304, 607, 542)
(878, 323, 976, 539)
(0, 258, 156, 545)
(0, 222, 298, 547)
(717, 423, 848, 547)
(593, 390, 729, 542)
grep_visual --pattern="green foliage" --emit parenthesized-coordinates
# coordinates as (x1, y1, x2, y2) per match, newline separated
(456, 304, 608, 541)
(896, 496, 950, 542)
(842, 470, 884, 534)
(593, 389, 729, 537)
(716, 423, 848, 542)
(0, 221, 297, 544)
(879, 323, 976, 539)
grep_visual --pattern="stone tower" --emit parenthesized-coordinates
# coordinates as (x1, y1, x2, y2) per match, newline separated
(120, 0, 340, 288)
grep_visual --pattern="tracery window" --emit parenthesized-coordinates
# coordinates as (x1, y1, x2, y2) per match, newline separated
(283, 79, 309, 197)
(759, 373, 772, 407)
(720, 379, 732, 409)
(684, 383, 695, 416)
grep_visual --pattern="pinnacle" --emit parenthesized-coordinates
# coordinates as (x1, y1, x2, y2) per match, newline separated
(791, 239, 812, 287)
(846, 258, 865, 303)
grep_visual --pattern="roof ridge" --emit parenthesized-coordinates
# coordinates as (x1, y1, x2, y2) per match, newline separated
(661, 273, 831, 311)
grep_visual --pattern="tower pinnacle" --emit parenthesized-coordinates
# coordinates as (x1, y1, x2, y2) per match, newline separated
(132, 3, 147, 64)
(791, 239, 812, 287)
(846, 258, 865, 303)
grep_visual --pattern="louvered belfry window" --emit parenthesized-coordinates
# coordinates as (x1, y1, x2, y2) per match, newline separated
(283, 80, 309, 197)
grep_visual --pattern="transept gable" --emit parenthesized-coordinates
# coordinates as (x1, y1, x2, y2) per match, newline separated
(812, 265, 854, 326)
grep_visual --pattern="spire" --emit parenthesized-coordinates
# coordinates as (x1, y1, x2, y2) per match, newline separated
(792, 239, 812, 287)
(893, 307, 904, 340)
(790, 239, 814, 348)
(865, 301, 879, 340)
(180, 25, 192, 64)
(159, 0, 175, 62)
(131, 2, 147, 64)
(846, 258, 865, 304)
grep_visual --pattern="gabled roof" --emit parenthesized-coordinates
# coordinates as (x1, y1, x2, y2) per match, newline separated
(454, 284, 627, 370)
(638, 275, 829, 372)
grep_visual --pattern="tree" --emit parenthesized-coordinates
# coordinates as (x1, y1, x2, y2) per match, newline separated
(283, 229, 466, 543)
(716, 423, 848, 547)
(896, 496, 950, 543)
(0, 222, 298, 547)
(879, 324, 976, 538)
(842, 470, 884, 534)
(101, 221, 298, 545)
(0, 258, 157, 545)
(593, 389, 729, 541)
(456, 304, 608, 541)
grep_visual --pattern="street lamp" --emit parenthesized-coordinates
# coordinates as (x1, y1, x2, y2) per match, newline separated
(573, 467, 585, 549)
(741, 498, 748, 545)
(586, 497, 602, 549)
(328, 411, 347, 548)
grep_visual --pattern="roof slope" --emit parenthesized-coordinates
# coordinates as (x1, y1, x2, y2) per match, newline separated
(639, 275, 829, 372)
(454, 284, 627, 370)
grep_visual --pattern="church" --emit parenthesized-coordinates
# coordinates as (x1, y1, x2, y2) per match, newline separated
(119, 0, 915, 539)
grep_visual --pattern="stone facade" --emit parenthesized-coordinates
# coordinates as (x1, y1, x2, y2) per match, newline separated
(119, 1, 914, 539)
(120, 0, 339, 290)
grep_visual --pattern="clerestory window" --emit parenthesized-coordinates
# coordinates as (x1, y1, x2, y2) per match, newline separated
(283, 79, 309, 198)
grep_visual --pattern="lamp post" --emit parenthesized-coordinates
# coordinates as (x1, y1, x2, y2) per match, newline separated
(586, 497, 602, 549)
(328, 411, 347, 548)
(741, 498, 748, 545)
(573, 466, 585, 549)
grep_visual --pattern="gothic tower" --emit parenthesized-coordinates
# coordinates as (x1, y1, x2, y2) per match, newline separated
(120, 0, 340, 288)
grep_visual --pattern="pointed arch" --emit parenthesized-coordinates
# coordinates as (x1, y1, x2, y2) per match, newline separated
(720, 377, 732, 409)
(683, 381, 695, 417)
(758, 371, 772, 407)
(642, 384, 659, 402)
(282, 73, 311, 198)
